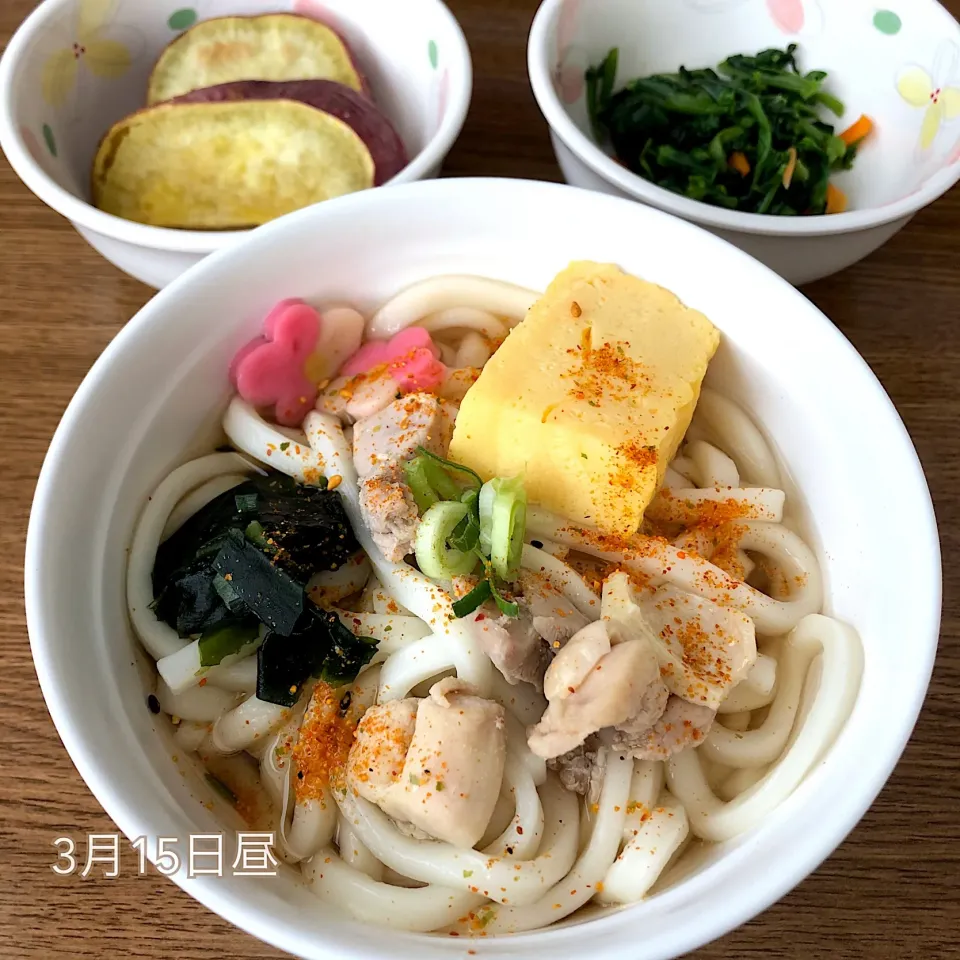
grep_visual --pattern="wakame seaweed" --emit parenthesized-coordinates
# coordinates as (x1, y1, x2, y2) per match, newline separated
(152, 472, 359, 636)
(153, 555, 239, 637)
(256, 608, 378, 707)
(586, 44, 861, 216)
(154, 473, 357, 592)
(212, 528, 304, 636)
(149, 467, 377, 698)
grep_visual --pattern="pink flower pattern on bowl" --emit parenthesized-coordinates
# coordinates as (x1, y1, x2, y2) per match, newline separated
(554, 0, 826, 106)
(553, 0, 584, 104)
(292, 0, 345, 34)
(683, 0, 823, 36)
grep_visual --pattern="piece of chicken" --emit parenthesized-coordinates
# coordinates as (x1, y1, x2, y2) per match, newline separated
(612, 696, 716, 760)
(358, 475, 420, 562)
(346, 678, 506, 848)
(459, 568, 590, 689)
(527, 621, 669, 759)
(547, 736, 606, 805)
(353, 394, 455, 480)
(602, 572, 756, 709)
(353, 394, 458, 561)
(437, 367, 480, 403)
(316, 371, 403, 425)
(348, 697, 419, 805)
(518, 569, 591, 650)
(473, 609, 551, 687)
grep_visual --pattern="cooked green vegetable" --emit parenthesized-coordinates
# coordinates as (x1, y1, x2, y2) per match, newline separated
(478, 476, 527, 582)
(415, 501, 479, 579)
(406, 448, 526, 618)
(404, 457, 443, 513)
(154, 555, 237, 636)
(151, 469, 376, 707)
(213, 529, 304, 636)
(487, 573, 519, 619)
(211, 572, 247, 615)
(451, 579, 492, 618)
(198, 618, 260, 668)
(414, 446, 483, 490)
(153, 473, 358, 637)
(586, 44, 865, 216)
(257, 607, 378, 707)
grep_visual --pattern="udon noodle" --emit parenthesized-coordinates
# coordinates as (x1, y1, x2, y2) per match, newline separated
(128, 271, 862, 935)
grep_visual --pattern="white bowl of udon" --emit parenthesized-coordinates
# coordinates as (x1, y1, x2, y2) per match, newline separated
(25, 178, 939, 959)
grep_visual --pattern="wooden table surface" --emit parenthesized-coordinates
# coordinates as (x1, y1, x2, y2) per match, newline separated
(2, 0, 958, 957)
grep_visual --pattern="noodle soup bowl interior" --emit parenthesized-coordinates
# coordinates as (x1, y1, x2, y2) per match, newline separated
(0, 0, 472, 289)
(26, 179, 939, 958)
(527, 0, 960, 284)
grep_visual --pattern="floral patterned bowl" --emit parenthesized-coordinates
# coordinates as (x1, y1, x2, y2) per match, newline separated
(0, 0, 471, 288)
(528, 0, 960, 284)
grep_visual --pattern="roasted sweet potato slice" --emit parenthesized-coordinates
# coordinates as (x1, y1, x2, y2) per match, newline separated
(172, 80, 407, 185)
(91, 99, 375, 229)
(147, 14, 364, 104)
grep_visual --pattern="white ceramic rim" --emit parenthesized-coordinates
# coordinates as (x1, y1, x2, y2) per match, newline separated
(0, 0, 473, 254)
(24, 178, 941, 959)
(527, 0, 960, 238)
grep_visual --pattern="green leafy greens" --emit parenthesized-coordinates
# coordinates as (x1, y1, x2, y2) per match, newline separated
(586, 44, 864, 216)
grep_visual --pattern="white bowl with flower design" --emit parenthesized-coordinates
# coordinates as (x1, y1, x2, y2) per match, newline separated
(528, 0, 960, 284)
(0, 0, 472, 289)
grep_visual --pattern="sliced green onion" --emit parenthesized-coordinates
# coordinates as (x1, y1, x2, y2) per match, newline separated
(478, 482, 495, 556)
(422, 457, 461, 501)
(244, 519, 275, 554)
(488, 575, 520, 618)
(414, 501, 479, 579)
(198, 619, 260, 668)
(404, 457, 441, 513)
(405, 454, 465, 512)
(448, 511, 481, 553)
(478, 476, 527, 581)
(452, 579, 492, 618)
(415, 446, 483, 490)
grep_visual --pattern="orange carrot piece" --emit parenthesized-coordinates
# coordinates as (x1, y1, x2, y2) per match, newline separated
(728, 151, 751, 176)
(839, 114, 873, 146)
(826, 182, 847, 214)
(782, 146, 798, 189)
